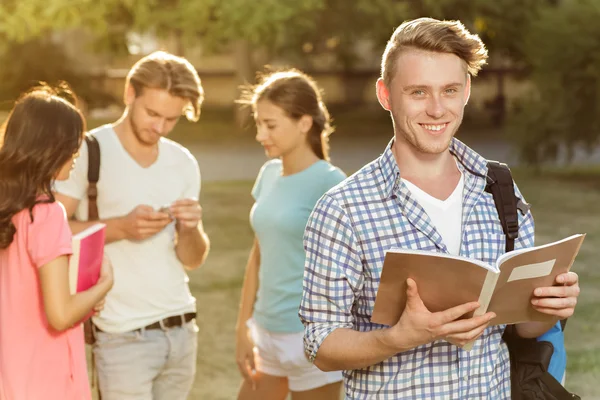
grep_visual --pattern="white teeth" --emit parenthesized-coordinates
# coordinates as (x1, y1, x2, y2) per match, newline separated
(422, 124, 446, 131)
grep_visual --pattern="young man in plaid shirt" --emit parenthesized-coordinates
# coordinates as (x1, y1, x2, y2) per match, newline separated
(299, 18, 581, 399)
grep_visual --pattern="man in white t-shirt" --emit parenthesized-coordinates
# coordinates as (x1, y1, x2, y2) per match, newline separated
(54, 51, 210, 400)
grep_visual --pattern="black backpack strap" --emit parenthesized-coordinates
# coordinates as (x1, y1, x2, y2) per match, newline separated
(538, 373, 581, 400)
(84, 134, 100, 221)
(560, 318, 567, 331)
(485, 162, 569, 331)
(485, 161, 519, 252)
(83, 134, 102, 399)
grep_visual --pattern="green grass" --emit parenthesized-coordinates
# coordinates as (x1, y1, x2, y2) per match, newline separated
(89, 171, 600, 399)
(187, 172, 600, 399)
(511, 170, 600, 398)
(189, 181, 255, 400)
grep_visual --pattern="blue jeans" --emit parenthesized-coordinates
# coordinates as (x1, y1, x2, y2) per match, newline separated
(93, 320, 198, 400)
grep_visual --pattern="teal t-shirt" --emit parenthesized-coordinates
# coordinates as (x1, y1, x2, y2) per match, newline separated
(250, 159, 346, 333)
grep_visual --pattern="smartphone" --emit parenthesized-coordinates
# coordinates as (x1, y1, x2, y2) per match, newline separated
(158, 205, 173, 218)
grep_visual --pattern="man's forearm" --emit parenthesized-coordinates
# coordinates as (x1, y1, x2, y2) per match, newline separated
(68, 218, 126, 244)
(313, 327, 402, 372)
(175, 222, 210, 270)
(515, 320, 559, 339)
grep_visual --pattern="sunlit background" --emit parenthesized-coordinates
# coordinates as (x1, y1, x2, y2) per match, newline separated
(1, 0, 599, 398)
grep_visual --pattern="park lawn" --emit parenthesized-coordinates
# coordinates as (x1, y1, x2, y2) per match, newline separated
(191, 171, 600, 399)
(89, 170, 600, 399)
(188, 181, 255, 400)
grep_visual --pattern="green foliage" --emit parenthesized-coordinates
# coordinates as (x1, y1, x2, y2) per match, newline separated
(0, 0, 553, 71)
(210, 0, 323, 48)
(0, 0, 109, 43)
(4, 0, 596, 157)
(408, 0, 477, 20)
(509, 0, 600, 165)
(0, 38, 117, 110)
(0, 38, 77, 106)
(275, 0, 410, 69)
(471, 0, 545, 66)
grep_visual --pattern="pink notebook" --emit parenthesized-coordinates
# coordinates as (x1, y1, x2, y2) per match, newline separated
(69, 223, 106, 295)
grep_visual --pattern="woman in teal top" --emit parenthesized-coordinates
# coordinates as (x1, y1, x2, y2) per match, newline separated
(235, 69, 346, 400)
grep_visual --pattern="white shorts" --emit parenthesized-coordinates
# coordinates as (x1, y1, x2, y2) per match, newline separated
(248, 319, 343, 392)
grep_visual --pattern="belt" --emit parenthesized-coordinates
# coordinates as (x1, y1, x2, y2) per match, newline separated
(95, 312, 197, 333)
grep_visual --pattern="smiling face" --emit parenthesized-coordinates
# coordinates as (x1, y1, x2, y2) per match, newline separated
(377, 49, 471, 155)
(125, 86, 188, 147)
(253, 99, 312, 159)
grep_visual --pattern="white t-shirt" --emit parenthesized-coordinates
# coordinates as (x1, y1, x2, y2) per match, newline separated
(54, 125, 200, 333)
(402, 171, 464, 255)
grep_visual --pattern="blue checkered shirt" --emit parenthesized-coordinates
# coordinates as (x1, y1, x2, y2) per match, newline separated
(300, 138, 535, 399)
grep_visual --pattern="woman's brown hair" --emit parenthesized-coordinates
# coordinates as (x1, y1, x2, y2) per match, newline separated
(126, 51, 204, 122)
(381, 18, 488, 87)
(238, 69, 334, 161)
(0, 84, 85, 249)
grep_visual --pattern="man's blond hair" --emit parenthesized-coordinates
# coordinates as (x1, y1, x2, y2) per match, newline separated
(125, 51, 204, 121)
(381, 18, 488, 87)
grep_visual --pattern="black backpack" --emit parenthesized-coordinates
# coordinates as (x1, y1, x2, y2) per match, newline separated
(485, 161, 580, 400)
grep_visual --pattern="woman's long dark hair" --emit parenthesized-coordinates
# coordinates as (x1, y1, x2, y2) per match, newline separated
(0, 84, 85, 249)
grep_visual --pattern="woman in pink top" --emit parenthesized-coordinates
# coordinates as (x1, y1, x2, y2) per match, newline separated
(0, 85, 114, 400)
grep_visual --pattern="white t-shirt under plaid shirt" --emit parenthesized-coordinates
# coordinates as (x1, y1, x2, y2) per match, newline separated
(300, 138, 535, 399)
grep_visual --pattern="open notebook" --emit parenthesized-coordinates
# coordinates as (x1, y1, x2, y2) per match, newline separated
(371, 234, 585, 350)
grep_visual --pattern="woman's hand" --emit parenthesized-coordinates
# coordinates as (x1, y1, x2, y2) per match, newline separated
(235, 327, 257, 390)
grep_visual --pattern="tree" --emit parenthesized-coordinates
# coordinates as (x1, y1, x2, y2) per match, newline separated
(0, 0, 109, 43)
(0, 0, 568, 130)
(0, 1, 121, 107)
(1, 0, 331, 122)
(508, 0, 600, 165)
(0, 0, 548, 77)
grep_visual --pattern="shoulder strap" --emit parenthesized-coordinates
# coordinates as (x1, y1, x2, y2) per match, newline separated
(485, 160, 519, 252)
(85, 134, 100, 221)
(538, 372, 581, 399)
(560, 318, 567, 331)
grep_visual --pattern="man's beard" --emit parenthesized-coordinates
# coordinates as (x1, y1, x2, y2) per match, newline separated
(405, 130, 453, 155)
(129, 108, 156, 146)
